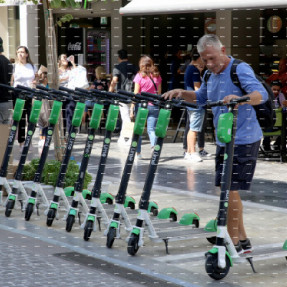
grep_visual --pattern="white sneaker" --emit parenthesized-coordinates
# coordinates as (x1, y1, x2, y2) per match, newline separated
(136, 153, 143, 160)
(188, 152, 203, 163)
(184, 152, 191, 160)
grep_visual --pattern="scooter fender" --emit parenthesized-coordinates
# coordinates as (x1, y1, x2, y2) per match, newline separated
(283, 240, 287, 250)
(64, 186, 75, 197)
(28, 197, 36, 204)
(82, 189, 92, 200)
(147, 201, 158, 213)
(207, 247, 233, 268)
(131, 227, 140, 235)
(124, 196, 136, 209)
(110, 221, 119, 229)
(100, 192, 114, 204)
(179, 213, 200, 226)
(204, 218, 217, 232)
(157, 207, 178, 220)
(69, 208, 77, 216)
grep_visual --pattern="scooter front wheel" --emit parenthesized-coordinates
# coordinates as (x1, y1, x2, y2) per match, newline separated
(5, 200, 15, 217)
(106, 227, 116, 248)
(127, 233, 140, 256)
(66, 214, 75, 232)
(83, 220, 94, 241)
(46, 209, 56, 226)
(205, 253, 230, 280)
(25, 202, 34, 221)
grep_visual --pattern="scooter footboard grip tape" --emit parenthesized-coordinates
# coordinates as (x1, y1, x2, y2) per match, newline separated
(13, 98, 25, 121)
(72, 102, 86, 127)
(105, 104, 119, 132)
(89, 103, 104, 130)
(155, 109, 171, 138)
(134, 107, 148, 135)
(29, 100, 43, 124)
(49, 101, 63, 125)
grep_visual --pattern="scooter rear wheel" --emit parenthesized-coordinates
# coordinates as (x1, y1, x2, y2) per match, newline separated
(5, 200, 15, 217)
(106, 227, 116, 248)
(66, 214, 75, 232)
(46, 209, 56, 226)
(151, 207, 158, 217)
(205, 253, 230, 280)
(127, 233, 140, 256)
(25, 203, 34, 221)
(83, 221, 94, 241)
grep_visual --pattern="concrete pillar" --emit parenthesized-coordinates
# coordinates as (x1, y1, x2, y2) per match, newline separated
(110, 0, 122, 72)
(216, 10, 232, 55)
(0, 7, 9, 58)
(19, 5, 39, 67)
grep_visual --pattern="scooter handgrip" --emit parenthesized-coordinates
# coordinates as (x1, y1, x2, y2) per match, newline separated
(59, 86, 74, 94)
(172, 99, 197, 109)
(16, 85, 35, 93)
(0, 83, 16, 91)
(141, 92, 162, 101)
(134, 93, 157, 103)
(75, 87, 90, 95)
(206, 100, 225, 108)
(36, 85, 49, 91)
(231, 96, 250, 104)
(117, 89, 135, 98)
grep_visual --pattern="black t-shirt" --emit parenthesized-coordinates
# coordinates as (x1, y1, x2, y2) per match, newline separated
(112, 61, 137, 91)
(0, 55, 13, 102)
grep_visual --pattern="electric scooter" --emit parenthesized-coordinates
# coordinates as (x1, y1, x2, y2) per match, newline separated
(5, 85, 44, 217)
(45, 87, 86, 226)
(64, 93, 104, 232)
(0, 84, 26, 204)
(104, 92, 188, 250)
(83, 91, 159, 242)
(204, 97, 287, 280)
(63, 88, 133, 233)
(24, 85, 63, 221)
(126, 93, 214, 255)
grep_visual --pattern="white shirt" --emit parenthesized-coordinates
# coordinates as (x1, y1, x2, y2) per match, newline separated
(13, 63, 37, 88)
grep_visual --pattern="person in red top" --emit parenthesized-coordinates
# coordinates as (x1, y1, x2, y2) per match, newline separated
(267, 58, 287, 98)
(130, 55, 162, 159)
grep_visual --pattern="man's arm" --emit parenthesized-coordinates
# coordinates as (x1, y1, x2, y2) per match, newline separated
(223, 91, 265, 106)
(109, 76, 118, 92)
(162, 89, 197, 103)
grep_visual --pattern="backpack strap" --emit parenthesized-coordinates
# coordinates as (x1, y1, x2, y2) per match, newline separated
(203, 69, 212, 84)
(230, 59, 246, 94)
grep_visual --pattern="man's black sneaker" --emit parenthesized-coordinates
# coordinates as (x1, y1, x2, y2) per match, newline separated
(234, 241, 244, 255)
(240, 238, 253, 253)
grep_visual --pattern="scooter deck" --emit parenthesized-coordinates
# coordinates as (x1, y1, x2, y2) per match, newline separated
(149, 225, 215, 242)
(237, 244, 287, 263)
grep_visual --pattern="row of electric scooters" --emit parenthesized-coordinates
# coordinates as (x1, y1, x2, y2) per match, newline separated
(0, 83, 286, 280)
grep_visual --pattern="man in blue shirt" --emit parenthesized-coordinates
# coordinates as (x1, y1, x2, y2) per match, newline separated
(163, 34, 268, 254)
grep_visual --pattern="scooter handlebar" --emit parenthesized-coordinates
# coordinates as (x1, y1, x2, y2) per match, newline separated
(90, 89, 132, 104)
(206, 96, 250, 108)
(0, 83, 23, 94)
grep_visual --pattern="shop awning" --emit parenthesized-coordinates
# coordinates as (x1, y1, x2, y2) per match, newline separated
(119, 0, 287, 15)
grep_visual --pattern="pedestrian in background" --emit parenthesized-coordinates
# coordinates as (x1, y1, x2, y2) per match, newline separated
(11, 45, 38, 149)
(130, 55, 162, 159)
(109, 49, 137, 144)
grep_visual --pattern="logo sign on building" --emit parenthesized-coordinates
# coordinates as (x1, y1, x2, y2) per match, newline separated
(66, 28, 83, 54)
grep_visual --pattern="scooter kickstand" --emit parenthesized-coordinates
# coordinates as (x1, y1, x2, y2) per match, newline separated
(246, 257, 256, 273)
(163, 239, 170, 254)
(97, 217, 102, 231)
(78, 212, 82, 225)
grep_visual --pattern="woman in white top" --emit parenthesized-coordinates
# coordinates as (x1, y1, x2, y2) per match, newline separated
(11, 46, 37, 147)
(58, 54, 76, 136)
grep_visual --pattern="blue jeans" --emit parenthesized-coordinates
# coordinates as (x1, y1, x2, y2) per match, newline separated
(137, 105, 159, 153)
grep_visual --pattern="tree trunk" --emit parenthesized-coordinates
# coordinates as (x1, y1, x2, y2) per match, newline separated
(42, 0, 64, 161)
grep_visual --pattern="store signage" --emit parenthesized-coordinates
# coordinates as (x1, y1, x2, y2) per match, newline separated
(67, 42, 82, 52)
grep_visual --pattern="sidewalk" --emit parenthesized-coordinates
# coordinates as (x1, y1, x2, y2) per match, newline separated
(1, 132, 287, 287)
